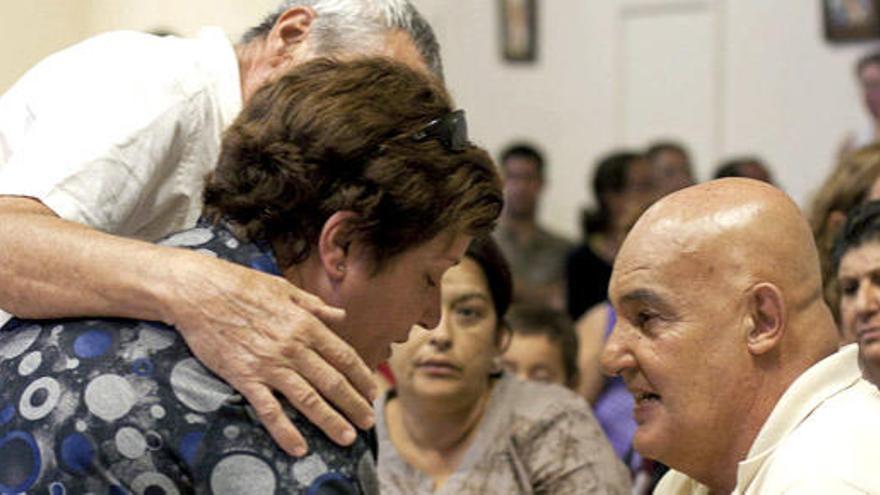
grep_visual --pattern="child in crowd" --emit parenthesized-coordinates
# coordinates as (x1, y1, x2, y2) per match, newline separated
(501, 304, 580, 389)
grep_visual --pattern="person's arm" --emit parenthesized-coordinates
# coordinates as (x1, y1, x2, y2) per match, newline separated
(0, 196, 376, 456)
(575, 302, 610, 404)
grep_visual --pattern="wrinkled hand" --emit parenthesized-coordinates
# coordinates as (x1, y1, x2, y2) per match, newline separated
(161, 249, 376, 457)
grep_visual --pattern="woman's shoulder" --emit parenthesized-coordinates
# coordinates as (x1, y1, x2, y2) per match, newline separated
(489, 376, 632, 493)
(495, 374, 594, 427)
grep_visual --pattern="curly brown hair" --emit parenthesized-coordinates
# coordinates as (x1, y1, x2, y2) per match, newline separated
(203, 57, 502, 269)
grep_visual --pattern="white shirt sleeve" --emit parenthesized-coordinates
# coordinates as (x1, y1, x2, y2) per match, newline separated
(0, 31, 206, 236)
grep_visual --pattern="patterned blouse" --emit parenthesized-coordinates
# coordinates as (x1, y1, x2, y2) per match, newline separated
(376, 373, 631, 494)
(0, 222, 378, 494)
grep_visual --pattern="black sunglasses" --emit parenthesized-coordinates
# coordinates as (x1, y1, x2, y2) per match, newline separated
(410, 110, 469, 152)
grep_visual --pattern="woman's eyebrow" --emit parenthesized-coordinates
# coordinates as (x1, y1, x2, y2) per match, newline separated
(450, 293, 490, 305)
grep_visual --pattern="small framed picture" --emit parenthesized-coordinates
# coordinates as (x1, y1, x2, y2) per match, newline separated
(500, 0, 537, 62)
(824, 0, 880, 42)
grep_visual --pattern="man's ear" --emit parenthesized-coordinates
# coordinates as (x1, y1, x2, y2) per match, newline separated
(318, 211, 357, 282)
(746, 283, 786, 355)
(267, 6, 317, 61)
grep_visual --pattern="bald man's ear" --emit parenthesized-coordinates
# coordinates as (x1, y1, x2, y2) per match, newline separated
(267, 7, 317, 60)
(318, 211, 357, 282)
(746, 283, 785, 355)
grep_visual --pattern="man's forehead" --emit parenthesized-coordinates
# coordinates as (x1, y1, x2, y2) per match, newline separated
(610, 244, 665, 297)
(505, 156, 539, 170)
(612, 224, 709, 297)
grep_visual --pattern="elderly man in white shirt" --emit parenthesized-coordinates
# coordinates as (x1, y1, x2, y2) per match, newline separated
(0, 0, 441, 458)
(601, 178, 880, 494)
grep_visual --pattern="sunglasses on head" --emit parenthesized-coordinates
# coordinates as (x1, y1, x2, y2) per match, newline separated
(410, 110, 469, 152)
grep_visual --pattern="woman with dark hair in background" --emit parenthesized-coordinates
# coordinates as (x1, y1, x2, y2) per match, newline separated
(809, 143, 880, 328)
(833, 200, 880, 387)
(377, 236, 630, 494)
(565, 150, 656, 320)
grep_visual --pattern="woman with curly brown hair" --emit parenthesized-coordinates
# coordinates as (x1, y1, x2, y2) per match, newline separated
(0, 57, 502, 494)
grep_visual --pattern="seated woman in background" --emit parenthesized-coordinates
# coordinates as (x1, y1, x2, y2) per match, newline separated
(833, 200, 880, 387)
(0, 57, 503, 493)
(501, 303, 579, 389)
(566, 150, 656, 320)
(809, 142, 880, 328)
(377, 236, 630, 494)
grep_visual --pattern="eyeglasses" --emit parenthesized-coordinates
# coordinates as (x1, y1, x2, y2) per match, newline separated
(411, 110, 469, 152)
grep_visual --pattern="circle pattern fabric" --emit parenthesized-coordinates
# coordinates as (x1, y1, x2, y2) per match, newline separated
(0, 222, 377, 493)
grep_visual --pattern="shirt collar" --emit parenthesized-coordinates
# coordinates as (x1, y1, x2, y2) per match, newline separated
(736, 344, 862, 489)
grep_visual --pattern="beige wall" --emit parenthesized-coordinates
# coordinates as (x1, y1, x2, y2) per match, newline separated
(0, 1, 89, 91)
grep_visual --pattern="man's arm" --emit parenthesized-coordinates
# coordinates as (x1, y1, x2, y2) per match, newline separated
(0, 196, 376, 456)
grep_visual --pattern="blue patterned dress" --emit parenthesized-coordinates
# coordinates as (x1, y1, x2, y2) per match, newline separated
(0, 221, 378, 494)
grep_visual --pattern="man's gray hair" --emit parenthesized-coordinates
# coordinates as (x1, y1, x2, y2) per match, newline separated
(241, 0, 443, 79)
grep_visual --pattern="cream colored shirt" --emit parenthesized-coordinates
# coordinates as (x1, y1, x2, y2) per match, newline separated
(0, 27, 242, 326)
(656, 344, 880, 494)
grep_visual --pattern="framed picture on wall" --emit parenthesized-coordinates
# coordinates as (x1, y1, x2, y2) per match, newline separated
(500, 0, 537, 62)
(824, 0, 880, 42)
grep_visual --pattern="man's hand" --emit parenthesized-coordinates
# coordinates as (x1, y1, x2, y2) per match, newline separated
(0, 197, 376, 456)
(161, 249, 377, 457)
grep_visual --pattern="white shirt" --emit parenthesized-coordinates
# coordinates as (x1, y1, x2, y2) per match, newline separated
(0, 27, 242, 325)
(0, 27, 241, 238)
(656, 344, 880, 494)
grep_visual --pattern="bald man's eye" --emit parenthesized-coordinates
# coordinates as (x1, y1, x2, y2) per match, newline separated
(635, 309, 659, 329)
(840, 279, 858, 297)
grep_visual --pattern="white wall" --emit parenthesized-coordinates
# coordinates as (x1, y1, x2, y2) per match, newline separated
(413, 0, 880, 238)
(723, 1, 868, 209)
(3, 1, 879, 238)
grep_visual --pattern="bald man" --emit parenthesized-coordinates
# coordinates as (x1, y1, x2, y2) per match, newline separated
(601, 179, 880, 494)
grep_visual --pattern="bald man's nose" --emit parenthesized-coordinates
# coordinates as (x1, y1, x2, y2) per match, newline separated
(599, 328, 635, 377)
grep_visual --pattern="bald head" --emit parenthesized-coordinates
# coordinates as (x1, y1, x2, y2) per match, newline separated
(624, 179, 824, 318)
(602, 178, 839, 491)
